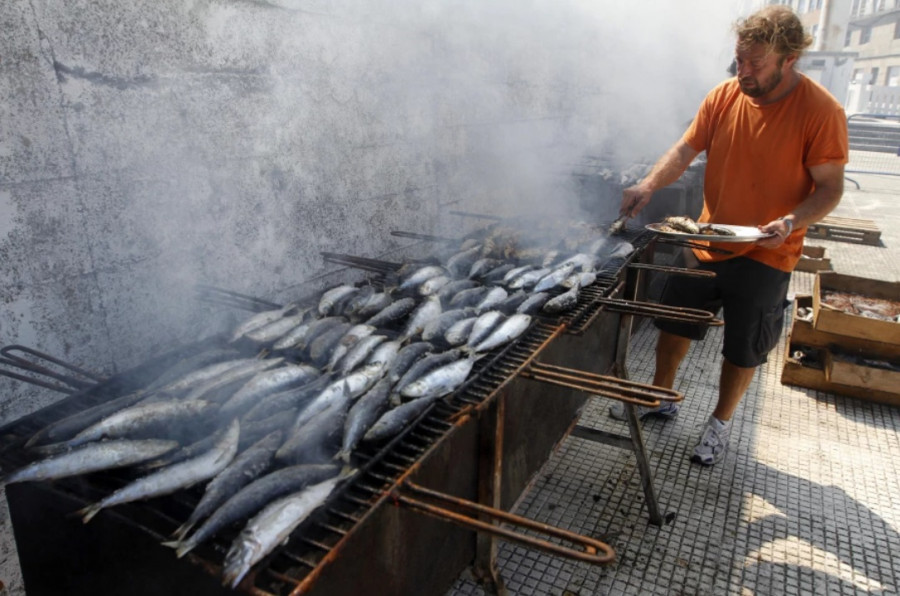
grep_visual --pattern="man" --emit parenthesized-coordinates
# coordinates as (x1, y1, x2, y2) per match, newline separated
(610, 6, 848, 465)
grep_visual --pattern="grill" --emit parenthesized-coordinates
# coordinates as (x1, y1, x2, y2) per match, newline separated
(0, 221, 717, 595)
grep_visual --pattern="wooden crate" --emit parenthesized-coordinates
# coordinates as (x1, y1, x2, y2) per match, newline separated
(782, 295, 900, 406)
(806, 215, 881, 245)
(813, 272, 900, 344)
(793, 244, 831, 273)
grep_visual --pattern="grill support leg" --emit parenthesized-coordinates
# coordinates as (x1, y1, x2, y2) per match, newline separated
(616, 262, 665, 526)
(472, 388, 508, 595)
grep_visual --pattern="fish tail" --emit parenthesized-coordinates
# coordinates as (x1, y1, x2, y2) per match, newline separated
(333, 449, 350, 464)
(161, 539, 181, 550)
(171, 520, 194, 541)
(78, 503, 103, 524)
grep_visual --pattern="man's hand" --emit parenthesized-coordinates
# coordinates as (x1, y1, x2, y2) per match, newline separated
(755, 218, 792, 249)
(620, 183, 654, 218)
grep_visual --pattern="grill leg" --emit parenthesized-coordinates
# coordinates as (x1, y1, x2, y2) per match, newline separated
(622, 403, 664, 526)
(617, 260, 665, 526)
(472, 389, 508, 595)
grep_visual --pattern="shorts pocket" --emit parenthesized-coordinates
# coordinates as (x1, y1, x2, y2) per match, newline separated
(754, 302, 786, 358)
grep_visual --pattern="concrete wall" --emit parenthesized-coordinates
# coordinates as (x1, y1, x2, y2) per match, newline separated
(0, 1, 741, 420)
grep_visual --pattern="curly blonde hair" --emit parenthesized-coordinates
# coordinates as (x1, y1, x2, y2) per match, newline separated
(734, 6, 813, 57)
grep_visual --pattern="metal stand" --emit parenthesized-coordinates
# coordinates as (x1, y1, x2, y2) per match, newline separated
(570, 264, 669, 526)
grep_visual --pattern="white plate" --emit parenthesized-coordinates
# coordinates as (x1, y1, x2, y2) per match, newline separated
(645, 223, 776, 243)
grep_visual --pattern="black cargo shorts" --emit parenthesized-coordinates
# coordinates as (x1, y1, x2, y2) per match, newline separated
(654, 255, 791, 368)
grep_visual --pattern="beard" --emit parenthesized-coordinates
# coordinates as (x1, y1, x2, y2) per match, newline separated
(739, 68, 783, 98)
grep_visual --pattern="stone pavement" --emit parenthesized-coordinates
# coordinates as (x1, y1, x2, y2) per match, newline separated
(449, 172, 900, 596)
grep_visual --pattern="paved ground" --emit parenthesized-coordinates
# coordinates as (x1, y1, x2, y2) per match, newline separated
(449, 172, 900, 596)
(0, 173, 896, 595)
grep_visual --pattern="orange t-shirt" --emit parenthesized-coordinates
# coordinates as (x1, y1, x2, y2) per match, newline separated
(682, 75, 849, 272)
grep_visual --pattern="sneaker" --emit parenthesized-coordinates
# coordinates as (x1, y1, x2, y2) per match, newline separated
(608, 400, 680, 421)
(691, 415, 732, 466)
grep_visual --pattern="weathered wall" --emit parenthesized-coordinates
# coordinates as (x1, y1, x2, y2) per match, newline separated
(0, 1, 742, 421)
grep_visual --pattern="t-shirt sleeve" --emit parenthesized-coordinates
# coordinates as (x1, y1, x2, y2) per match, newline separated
(682, 92, 714, 153)
(805, 106, 849, 168)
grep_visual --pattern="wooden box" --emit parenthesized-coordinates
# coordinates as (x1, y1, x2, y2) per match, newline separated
(793, 245, 831, 272)
(813, 272, 900, 344)
(783, 295, 900, 406)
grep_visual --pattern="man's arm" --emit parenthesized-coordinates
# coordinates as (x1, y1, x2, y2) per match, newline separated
(756, 161, 845, 248)
(620, 139, 701, 217)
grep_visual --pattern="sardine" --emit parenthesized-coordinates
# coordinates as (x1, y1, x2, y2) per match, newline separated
(502, 264, 536, 284)
(352, 292, 393, 320)
(335, 334, 387, 376)
(395, 349, 463, 393)
(399, 356, 477, 400)
(468, 258, 503, 279)
(448, 286, 491, 309)
(307, 322, 354, 367)
(292, 363, 382, 430)
(2, 439, 179, 485)
(516, 292, 551, 315)
(67, 399, 216, 447)
(229, 307, 289, 343)
(533, 263, 576, 293)
(172, 430, 283, 540)
(365, 297, 416, 328)
(164, 464, 340, 559)
(398, 265, 447, 293)
(241, 373, 336, 423)
(419, 275, 451, 296)
(275, 396, 348, 464)
(400, 295, 442, 341)
(183, 358, 285, 402)
(365, 339, 402, 371)
(542, 283, 580, 314)
(286, 316, 346, 353)
(386, 342, 434, 385)
(144, 348, 243, 394)
(326, 324, 376, 372)
(363, 395, 440, 443)
(473, 287, 508, 314)
(559, 253, 599, 272)
(318, 285, 358, 317)
(445, 245, 482, 277)
(219, 364, 320, 419)
(243, 312, 311, 345)
(444, 317, 478, 347)
(480, 263, 517, 284)
(336, 377, 393, 463)
(421, 308, 476, 343)
(436, 279, 480, 305)
(507, 267, 551, 290)
(25, 390, 150, 449)
(154, 358, 265, 397)
(341, 285, 376, 318)
(78, 420, 241, 523)
(221, 473, 348, 588)
(465, 311, 506, 349)
(493, 290, 530, 315)
(470, 313, 532, 353)
(562, 271, 597, 289)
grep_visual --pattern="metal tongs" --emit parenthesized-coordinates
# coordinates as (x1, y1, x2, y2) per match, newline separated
(608, 209, 631, 235)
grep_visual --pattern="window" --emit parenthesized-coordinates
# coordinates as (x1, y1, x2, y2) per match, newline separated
(888, 66, 900, 86)
(870, 67, 880, 84)
(895, 20, 900, 39)
(851, 0, 861, 16)
(798, 0, 806, 12)
(846, 29, 853, 47)
(853, 68, 865, 82)
(860, 27, 872, 44)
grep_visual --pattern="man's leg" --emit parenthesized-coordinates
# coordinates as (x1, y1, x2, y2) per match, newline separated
(653, 330, 692, 389)
(712, 359, 756, 421)
(692, 359, 755, 465)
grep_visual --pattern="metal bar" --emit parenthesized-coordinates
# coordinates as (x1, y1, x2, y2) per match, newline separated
(626, 262, 716, 278)
(447, 210, 504, 221)
(653, 237, 734, 255)
(0, 361, 79, 394)
(0, 345, 105, 384)
(194, 284, 282, 311)
(319, 252, 402, 273)
(396, 480, 615, 565)
(615, 264, 663, 525)
(472, 385, 506, 592)
(390, 230, 459, 243)
(521, 361, 682, 406)
(594, 297, 723, 326)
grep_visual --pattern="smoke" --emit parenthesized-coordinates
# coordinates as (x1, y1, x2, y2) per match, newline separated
(2, 0, 759, 378)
